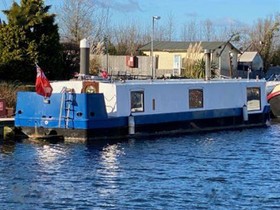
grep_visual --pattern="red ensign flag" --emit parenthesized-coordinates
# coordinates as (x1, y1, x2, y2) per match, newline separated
(35, 65, 53, 97)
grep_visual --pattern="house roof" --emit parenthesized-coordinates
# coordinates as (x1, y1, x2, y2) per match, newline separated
(238, 51, 259, 62)
(139, 41, 238, 52)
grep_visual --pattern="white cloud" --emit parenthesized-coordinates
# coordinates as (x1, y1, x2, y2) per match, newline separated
(96, 0, 142, 13)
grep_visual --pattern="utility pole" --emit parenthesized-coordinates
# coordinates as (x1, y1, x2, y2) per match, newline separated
(151, 16, 160, 79)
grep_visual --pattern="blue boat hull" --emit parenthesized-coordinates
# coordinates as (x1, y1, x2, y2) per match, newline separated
(16, 112, 270, 142)
(15, 91, 270, 142)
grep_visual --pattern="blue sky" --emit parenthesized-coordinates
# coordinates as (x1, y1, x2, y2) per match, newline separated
(96, 0, 280, 26)
(1, 0, 279, 28)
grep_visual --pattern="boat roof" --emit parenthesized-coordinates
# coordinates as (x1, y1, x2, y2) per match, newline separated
(51, 78, 265, 87)
(112, 78, 265, 86)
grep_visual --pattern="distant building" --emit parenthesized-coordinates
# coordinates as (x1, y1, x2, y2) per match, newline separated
(238, 51, 263, 71)
(238, 51, 264, 78)
(139, 41, 240, 78)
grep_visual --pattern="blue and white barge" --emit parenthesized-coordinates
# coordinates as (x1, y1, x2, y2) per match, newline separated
(14, 77, 270, 142)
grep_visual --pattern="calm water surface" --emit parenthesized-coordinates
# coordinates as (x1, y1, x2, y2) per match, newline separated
(1, 122, 280, 209)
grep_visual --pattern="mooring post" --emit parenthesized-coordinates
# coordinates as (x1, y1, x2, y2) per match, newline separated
(204, 49, 211, 80)
(80, 38, 90, 75)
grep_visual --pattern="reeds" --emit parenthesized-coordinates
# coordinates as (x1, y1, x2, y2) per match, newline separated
(89, 42, 103, 75)
(0, 81, 28, 109)
(182, 42, 205, 78)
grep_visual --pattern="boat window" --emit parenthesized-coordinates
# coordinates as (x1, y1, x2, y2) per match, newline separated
(247, 87, 261, 111)
(189, 89, 203, 109)
(152, 99, 156, 110)
(131, 91, 144, 112)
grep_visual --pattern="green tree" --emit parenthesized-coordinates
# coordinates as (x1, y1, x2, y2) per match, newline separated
(271, 47, 280, 66)
(0, 0, 62, 82)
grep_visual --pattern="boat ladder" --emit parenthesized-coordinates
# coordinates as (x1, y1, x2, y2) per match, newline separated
(58, 88, 75, 129)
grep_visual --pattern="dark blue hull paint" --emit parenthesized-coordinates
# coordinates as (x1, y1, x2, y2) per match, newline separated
(15, 92, 271, 142)
(16, 112, 270, 142)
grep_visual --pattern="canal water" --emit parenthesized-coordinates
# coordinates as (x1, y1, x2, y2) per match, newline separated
(1, 122, 280, 209)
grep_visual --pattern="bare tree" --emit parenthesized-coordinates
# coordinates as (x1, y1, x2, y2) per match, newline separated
(249, 15, 280, 71)
(94, 5, 111, 41)
(112, 22, 148, 55)
(58, 0, 94, 43)
(141, 25, 152, 45)
(180, 19, 199, 41)
(155, 12, 176, 41)
(166, 12, 175, 41)
(201, 19, 214, 41)
(58, 0, 110, 44)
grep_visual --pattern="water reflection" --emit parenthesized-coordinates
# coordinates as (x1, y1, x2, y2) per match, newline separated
(96, 144, 125, 197)
(0, 141, 16, 154)
(1, 124, 280, 209)
(36, 144, 67, 166)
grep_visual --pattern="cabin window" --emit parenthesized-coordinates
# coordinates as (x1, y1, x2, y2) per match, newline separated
(131, 91, 144, 112)
(189, 89, 203, 109)
(247, 87, 261, 111)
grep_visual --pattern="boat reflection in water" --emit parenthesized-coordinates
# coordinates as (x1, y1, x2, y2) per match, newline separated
(0, 141, 16, 154)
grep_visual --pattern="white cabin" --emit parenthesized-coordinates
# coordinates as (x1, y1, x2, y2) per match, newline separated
(51, 78, 267, 118)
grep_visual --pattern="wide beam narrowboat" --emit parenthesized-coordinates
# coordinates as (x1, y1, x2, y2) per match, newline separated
(15, 78, 270, 142)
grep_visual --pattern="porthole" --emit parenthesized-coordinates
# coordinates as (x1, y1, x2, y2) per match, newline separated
(77, 112, 83, 117)
(85, 85, 96, 93)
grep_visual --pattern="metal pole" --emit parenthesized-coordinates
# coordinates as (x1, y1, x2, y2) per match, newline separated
(229, 52, 233, 78)
(204, 49, 211, 80)
(105, 36, 109, 73)
(151, 18, 154, 79)
(151, 16, 160, 79)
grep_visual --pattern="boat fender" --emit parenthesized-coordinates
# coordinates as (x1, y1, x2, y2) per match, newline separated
(128, 115, 135, 135)
(243, 104, 248, 121)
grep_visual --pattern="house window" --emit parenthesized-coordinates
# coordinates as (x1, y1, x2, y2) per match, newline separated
(189, 89, 203, 109)
(173, 55, 182, 76)
(247, 87, 261, 111)
(131, 91, 144, 112)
